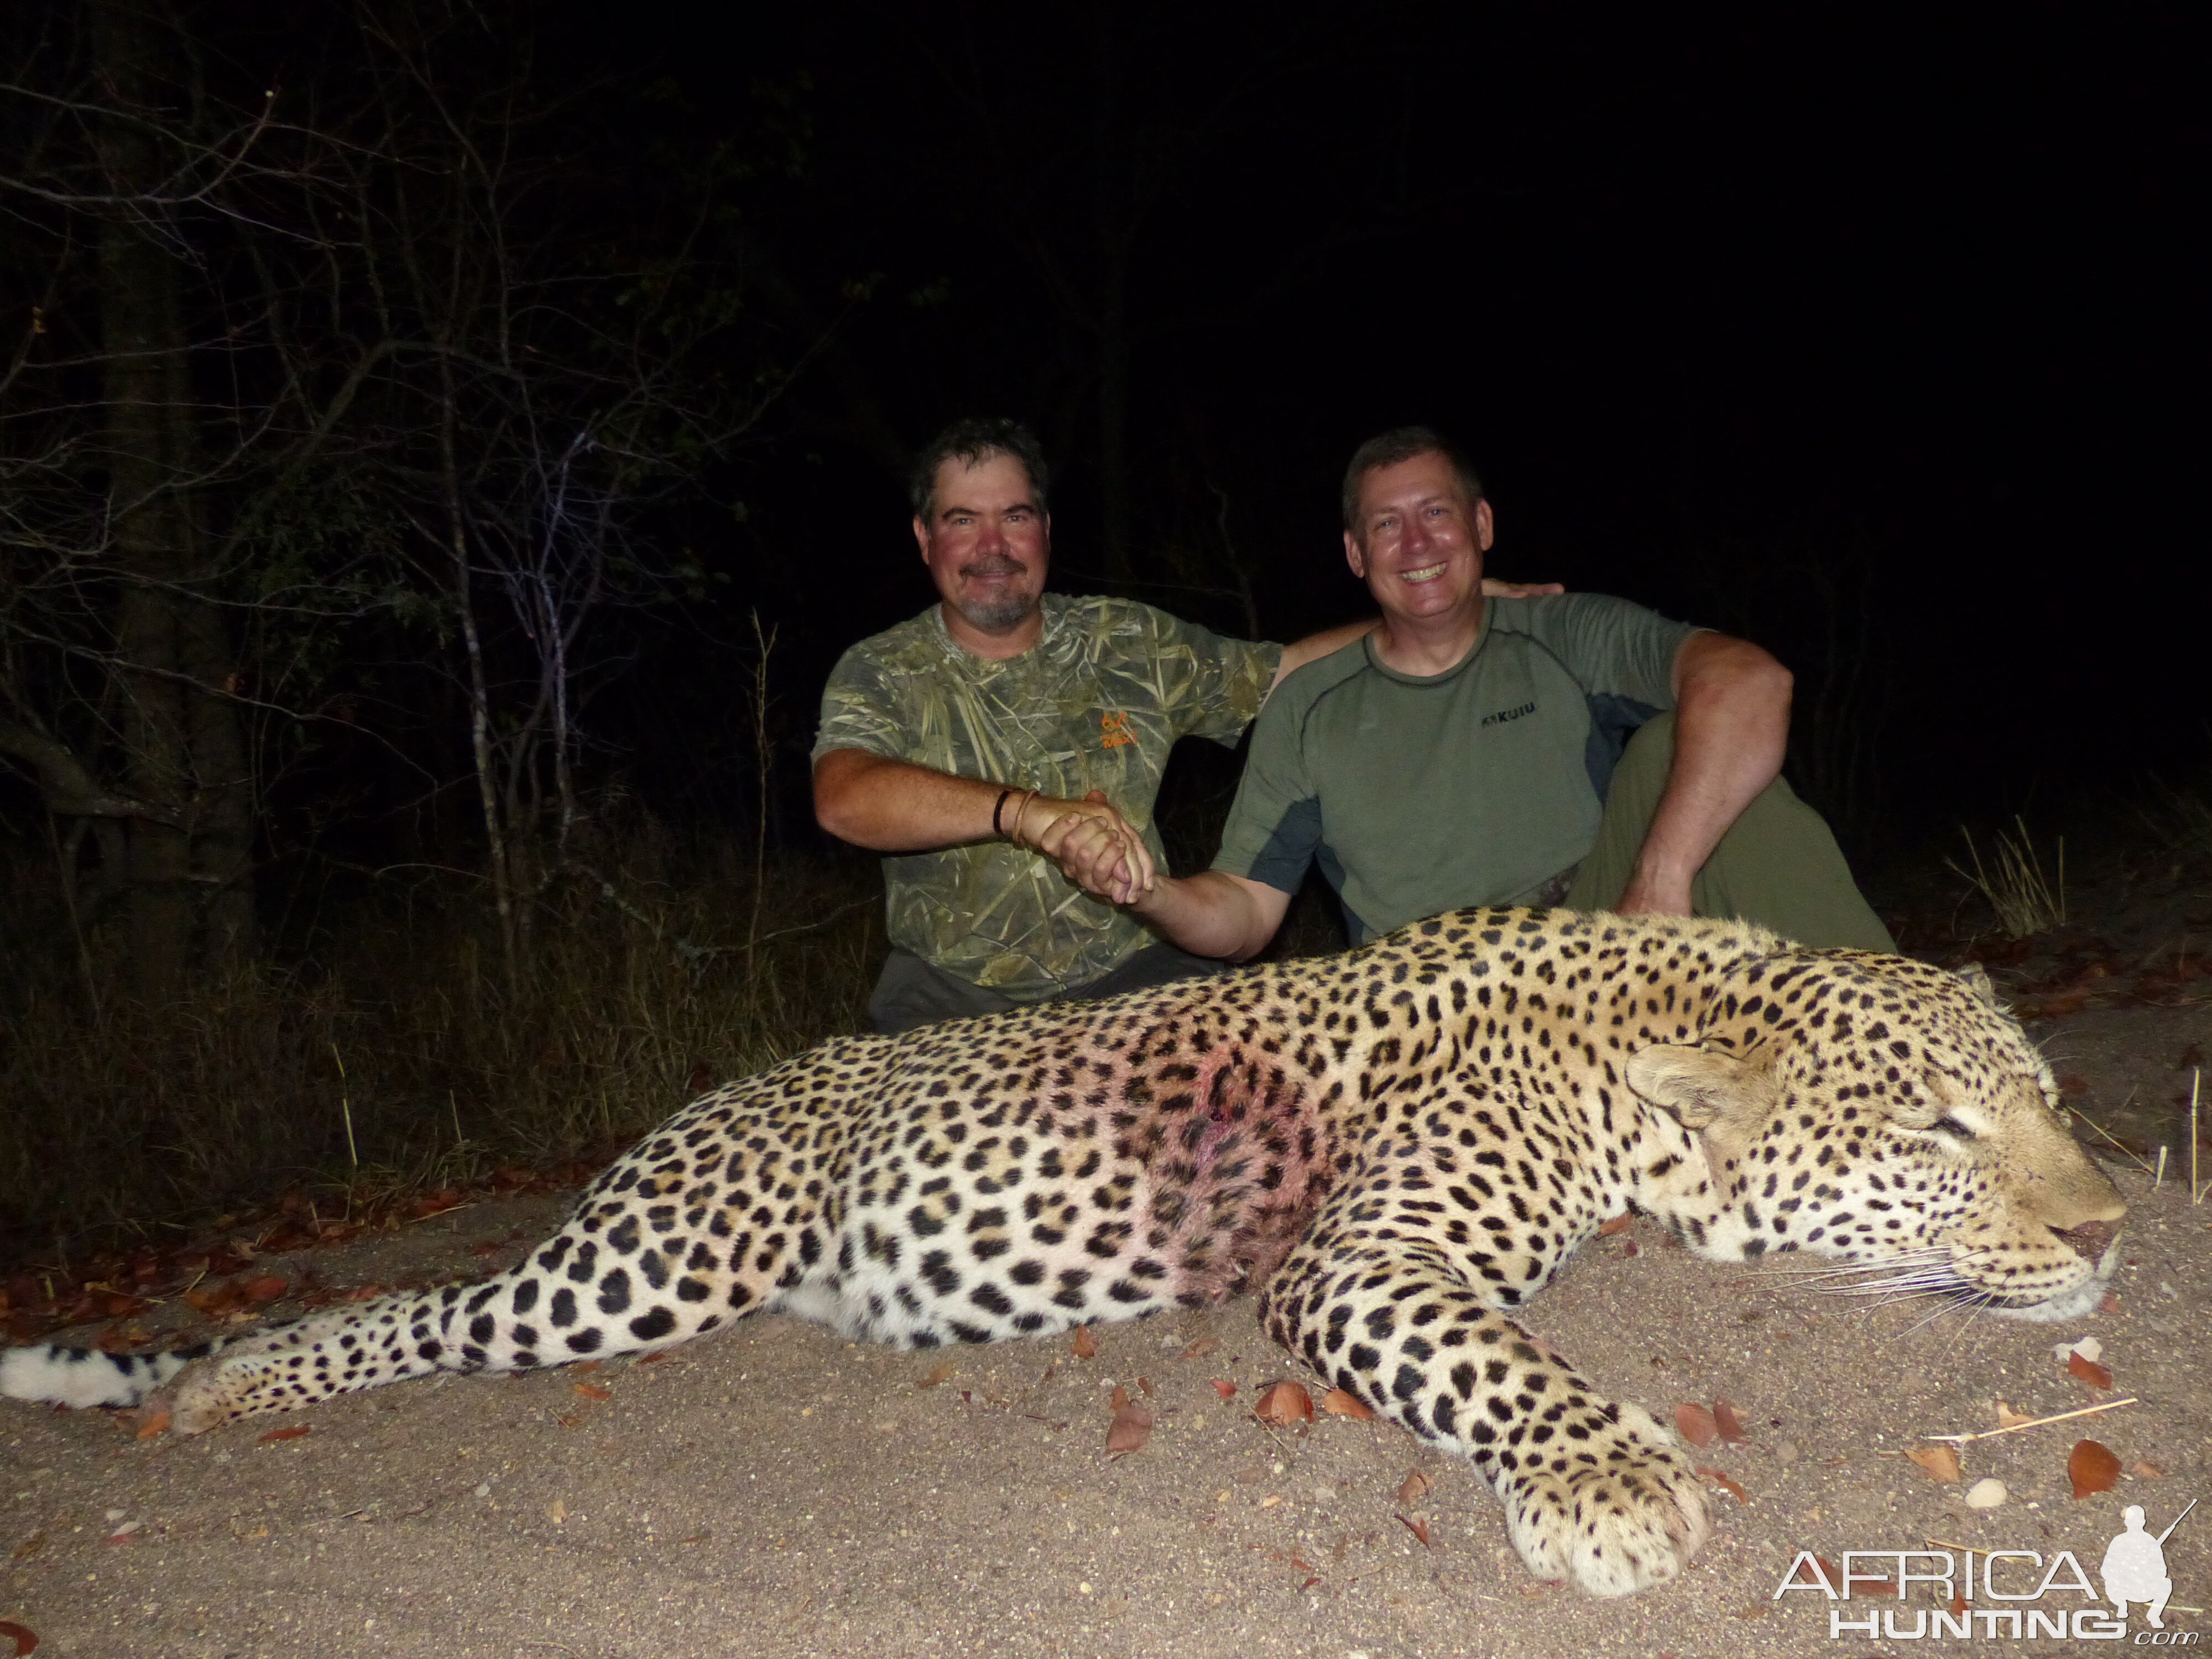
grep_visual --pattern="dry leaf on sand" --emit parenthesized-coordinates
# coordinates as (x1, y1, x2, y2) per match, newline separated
(1713, 1399, 1747, 1444)
(1397, 1514, 1432, 1547)
(1254, 1381, 1313, 1426)
(2067, 1350, 2115, 1390)
(1675, 1404, 1718, 1448)
(0, 1618, 38, 1656)
(1996, 1401, 2034, 1429)
(1209, 1379, 1236, 1400)
(1598, 1214, 1632, 1236)
(1071, 1326, 1098, 1360)
(257, 1425, 311, 1443)
(2069, 1439, 2121, 1499)
(573, 1381, 612, 1401)
(182, 1282, 242, 1318)
(1697, 1465, 1748, 1504)
(1105, 1387, 1152, 1456)
(1906, 1444, 1962, 1483)
(1397, 1469, 1433, 1506)
(1319, 1388, 1375, 1420)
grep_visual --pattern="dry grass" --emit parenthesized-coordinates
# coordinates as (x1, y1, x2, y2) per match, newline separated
(0, 841, 877, 1259)
(1946, 816, 2065, 939)
(0, 805, 1359, 1262)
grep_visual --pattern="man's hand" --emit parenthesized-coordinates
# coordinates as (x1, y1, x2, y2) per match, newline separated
(1025, 790, 1155, 904)
(1613, 633, 1792, 919)
(1037, 811, 1292, 962)
(1609, 870, 1695, 918)
(1479, 577, 1564, 598)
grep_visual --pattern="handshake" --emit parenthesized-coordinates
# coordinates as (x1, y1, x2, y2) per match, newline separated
(1004, 789, 1156, 909)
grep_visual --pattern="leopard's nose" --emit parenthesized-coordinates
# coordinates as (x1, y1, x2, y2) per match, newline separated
(2052, 1219, 2120, 1264)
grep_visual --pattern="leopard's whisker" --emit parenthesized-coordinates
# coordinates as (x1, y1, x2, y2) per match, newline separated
(1814, 1267, 1965, 1295)
(1902, 1285, 1998, 1334)
(1762, 1252, 1952, 1282)
(1854, 1281, 1975, 1309)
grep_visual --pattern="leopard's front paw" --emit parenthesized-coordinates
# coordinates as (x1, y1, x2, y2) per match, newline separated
(1495, 1400, 1708, 1597)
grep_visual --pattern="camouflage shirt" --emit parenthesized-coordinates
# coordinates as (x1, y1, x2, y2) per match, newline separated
(812, 595, 1280, 997)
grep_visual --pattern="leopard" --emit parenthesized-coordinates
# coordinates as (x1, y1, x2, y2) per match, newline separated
(0, 907, 2126, 1597)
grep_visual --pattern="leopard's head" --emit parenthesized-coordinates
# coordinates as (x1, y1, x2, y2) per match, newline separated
(1626, 951, 2125, 1322)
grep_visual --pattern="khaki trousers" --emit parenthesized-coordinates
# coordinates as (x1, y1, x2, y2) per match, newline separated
(1563, 712, 1895, 952)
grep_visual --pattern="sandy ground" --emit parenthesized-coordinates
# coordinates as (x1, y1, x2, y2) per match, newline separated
(3, 1111, 2207, 1658)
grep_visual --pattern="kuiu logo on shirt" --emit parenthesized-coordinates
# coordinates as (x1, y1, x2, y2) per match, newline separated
(1480, 700, 1537, 727)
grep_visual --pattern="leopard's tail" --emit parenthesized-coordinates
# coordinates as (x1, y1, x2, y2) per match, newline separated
(0, 1338, 222, 1410)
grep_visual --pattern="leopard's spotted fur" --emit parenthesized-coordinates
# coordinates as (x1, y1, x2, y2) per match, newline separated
(1, 908, 2125, 1596)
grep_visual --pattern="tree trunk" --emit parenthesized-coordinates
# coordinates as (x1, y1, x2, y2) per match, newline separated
(1090, 4, 1135, 586)
(91, 0, 255, 997)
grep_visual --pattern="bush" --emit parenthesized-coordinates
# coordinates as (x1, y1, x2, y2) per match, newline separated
(0, 839, 878, 1259)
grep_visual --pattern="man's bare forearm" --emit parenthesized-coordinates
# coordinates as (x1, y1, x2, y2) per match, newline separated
(815, 750, 1157, 894)
(1619, 636, 1792, 912)
(1128, 870, 1288, 961)
(813, 750, 1011, 851)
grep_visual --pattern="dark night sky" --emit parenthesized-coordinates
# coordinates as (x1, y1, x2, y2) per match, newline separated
(591, 2, 2205, 848)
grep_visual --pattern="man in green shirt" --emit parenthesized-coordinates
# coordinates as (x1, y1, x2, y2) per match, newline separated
(1045, 426, 1893, 958)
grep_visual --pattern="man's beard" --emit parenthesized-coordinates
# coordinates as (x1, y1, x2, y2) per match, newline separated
(953, 557, 1038, 633)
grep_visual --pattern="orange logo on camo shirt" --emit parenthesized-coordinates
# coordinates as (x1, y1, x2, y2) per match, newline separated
(1099, 711, 1135, 749)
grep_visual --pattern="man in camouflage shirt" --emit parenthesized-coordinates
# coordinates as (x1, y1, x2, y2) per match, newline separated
(813, 419, 1386, 1034)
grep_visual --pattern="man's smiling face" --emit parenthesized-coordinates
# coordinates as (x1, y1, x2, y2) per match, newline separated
(1343, 449, 1495, 627)
(914, 451, 1051, 639)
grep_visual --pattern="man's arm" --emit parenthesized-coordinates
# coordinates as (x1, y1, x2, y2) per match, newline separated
(1269, 620, 1373, 692)
(1130, 869, 1291, 959)
(813, 749, 1156, 888)
(1611, 632, 1793, 916)
(1031, 807, 1290, 958)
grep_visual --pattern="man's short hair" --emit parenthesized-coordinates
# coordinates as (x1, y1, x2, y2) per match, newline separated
(1341, 426, 1483, 532)
(910, 418, 1051, 520)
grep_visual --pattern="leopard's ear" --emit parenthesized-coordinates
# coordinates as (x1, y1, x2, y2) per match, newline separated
(1625, 1044, 1772, 1130)
(1953, 962, 1998, 1009)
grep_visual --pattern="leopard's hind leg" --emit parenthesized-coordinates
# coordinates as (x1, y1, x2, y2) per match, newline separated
(1259, 1143, 1705, 1597)
(163, 1074, 851, 1432)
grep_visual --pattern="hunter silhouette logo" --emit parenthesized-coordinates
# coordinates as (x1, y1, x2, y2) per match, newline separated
(2105, 1501, 2194, 1630)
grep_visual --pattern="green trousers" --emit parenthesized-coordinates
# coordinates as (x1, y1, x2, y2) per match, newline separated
(1562, 712, 1896, 952)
